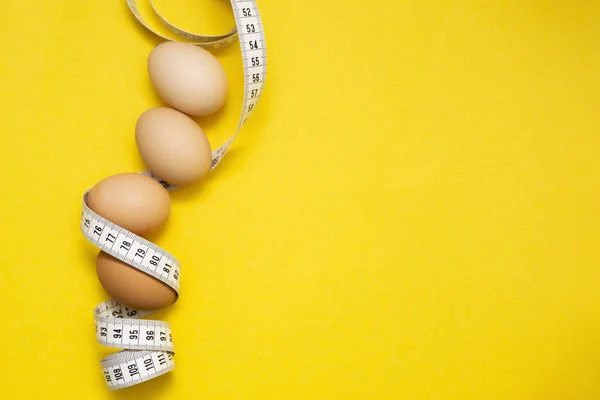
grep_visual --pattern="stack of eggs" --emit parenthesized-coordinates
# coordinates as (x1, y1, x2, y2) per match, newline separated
(88, 42, 228, 311)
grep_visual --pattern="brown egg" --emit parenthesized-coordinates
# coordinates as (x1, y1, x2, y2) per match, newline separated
(87, 173, 171, 235)
(148, 41, 228, 116)
(135, 107, 212, 186)
(96, 251, 176, 311)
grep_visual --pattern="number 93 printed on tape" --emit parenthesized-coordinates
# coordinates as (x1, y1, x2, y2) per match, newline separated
(80, 0, 267, 390)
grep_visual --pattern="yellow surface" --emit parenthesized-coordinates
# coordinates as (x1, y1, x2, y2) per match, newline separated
(0, 0, 599, 398)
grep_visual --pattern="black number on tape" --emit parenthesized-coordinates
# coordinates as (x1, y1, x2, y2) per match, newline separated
(252, 73, 260, 83)
(106, 233, 116, 243)
(246, 24, 255, 33)
(113, 329, 122, 339)
(129, 329, 139, 340)
(146, 330, 154, 341)
(121, 241, 131, 250)
(249, 40, 258, 50)
(112, 309, 122, 318)
(163, 263, 172, 274)
(157, 353, 166, 365)
(135, 248, 146, 258)
(128, 364, 139, 377)
(84, 218, 91, 228)
(160, 331, 167, 342)
(144, 358, 154, 371)
(104, 370, 111, 383)
(150, 254, 160, 266)
(114, 368, 124, 381)
(94, 226, 102, 236)
(100, 327, 107, 337)
(251, 89, 258, 97)
(242, 7, 251, 17)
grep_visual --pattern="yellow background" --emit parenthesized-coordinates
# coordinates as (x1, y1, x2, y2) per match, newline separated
(0, 0, 599, 398)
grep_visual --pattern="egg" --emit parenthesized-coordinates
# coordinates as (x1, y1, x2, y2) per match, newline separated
(136, 107, 212, 186)
(96, 251, 176, 311)
(87, 173, 171, 235)
(148, 41, 228, 116)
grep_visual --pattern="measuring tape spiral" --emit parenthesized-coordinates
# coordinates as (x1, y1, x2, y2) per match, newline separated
(80, 0, 267, 390)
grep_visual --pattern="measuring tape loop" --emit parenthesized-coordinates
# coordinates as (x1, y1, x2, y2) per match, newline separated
(94, 301, 174, 353)
(81, 0, 267, 390)
(100, 349, 175, 390)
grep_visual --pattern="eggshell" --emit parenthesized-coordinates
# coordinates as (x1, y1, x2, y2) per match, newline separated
(136, 107, 212, 186)
(148, 41, 228, 116)
(96, 251, 176, 311)
(87, 173, 171, 235)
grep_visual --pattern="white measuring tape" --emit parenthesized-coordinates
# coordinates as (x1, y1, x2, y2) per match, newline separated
(80, 0, 267, 390)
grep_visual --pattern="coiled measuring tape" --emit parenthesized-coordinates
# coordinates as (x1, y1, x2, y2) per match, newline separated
(80, 0, 267, 390)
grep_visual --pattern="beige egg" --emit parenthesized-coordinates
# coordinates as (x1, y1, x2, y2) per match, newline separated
(96, 251, 176, 311)
(87, 173, 171, 235)
(136, 107, 212, 186)
(148, 41, 228, 116)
